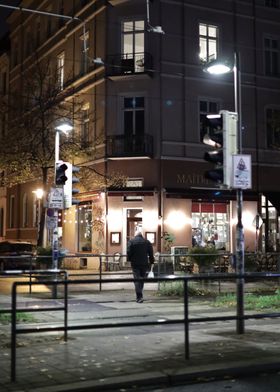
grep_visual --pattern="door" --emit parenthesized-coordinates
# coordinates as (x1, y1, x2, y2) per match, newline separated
(127, 209, 142, 242)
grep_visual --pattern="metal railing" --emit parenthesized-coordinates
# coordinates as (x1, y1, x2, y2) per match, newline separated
(8, 272, 280, 382)
(106, 133, 153, 158)
(0, 269, 68, 297)
(106, 52, 153, 76)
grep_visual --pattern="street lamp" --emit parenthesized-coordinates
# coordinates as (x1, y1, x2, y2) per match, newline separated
(52, 122, 73, 271)
(204, 52, 245, 334)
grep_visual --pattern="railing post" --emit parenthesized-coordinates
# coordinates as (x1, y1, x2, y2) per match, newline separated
(29, 261, 32, 294)
(11, 282, 17, 382)
(99, 255, 102, 292)
(157, 254, 161, 290)
(64, 275, 68, 342)
(184, 279, 190, 360)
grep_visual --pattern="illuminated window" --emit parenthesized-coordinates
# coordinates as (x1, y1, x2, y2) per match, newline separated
(57, 52, 65, 90)
(199, 23, 218, 62)
(81, 104, 90, 147)
(80, 31, 89, 75)
(78, 204, 92, 252)
(122, 20, 145, 73)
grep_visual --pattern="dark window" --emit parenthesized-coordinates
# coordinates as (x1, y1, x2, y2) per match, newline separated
(2, 72, 6, 95)
(123, 97, 145, 137)
(265, 0, 279, 8)
(13, 43, 18, 68)
(266, 108, 280, 148)
(265, 37, 279, 76)
(9, 196, 15, 229)
(123, 97, 145, 153)
(58, 1, 65, 28)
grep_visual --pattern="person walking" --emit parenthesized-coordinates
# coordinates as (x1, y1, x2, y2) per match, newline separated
(127, 231, 155, 303)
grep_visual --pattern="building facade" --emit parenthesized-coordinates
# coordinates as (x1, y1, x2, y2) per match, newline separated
(1, 0, 280, 261)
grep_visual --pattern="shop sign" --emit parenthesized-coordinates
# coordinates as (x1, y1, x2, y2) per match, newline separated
(177, 173, 209, 186)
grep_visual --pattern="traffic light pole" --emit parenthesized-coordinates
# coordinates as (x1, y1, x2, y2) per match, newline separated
(234, 51, 245, 334)
(51, 130, 60, 299)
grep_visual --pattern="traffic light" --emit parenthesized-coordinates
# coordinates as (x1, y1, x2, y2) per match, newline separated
(203, 110, 238, 188)
(55, 161, 68, 186)
(63, 163, 80, 208)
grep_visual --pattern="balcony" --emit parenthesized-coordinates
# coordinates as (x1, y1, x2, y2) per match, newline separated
(107, 134, 153, 159)
(106, 52, 153, 79)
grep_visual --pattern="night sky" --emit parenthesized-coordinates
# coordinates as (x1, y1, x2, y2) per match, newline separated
(0, 1, 21, 39)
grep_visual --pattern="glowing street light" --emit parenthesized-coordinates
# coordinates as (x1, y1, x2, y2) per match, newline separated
(204, 52, 245, 334)
(50, 121, 73, 298)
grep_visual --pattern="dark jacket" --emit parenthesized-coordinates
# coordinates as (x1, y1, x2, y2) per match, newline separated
(127, 233, 155, 267)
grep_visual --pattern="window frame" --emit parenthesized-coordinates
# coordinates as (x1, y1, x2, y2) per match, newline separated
(80, 31, 90, 75)
(57, 52, 65, 90)
(121, 19, 145, 73)
(123, 96, 145, 137)
(266, 106, 280, 149)
(22, 193, 28, 228)
(81, 104, 90, 147)
(265, 0, 280, 8)
(264, 36, 279, 77)
(9, 195, 15, 229)
(199, 22, 219, 63)
(199, 98, 220, 142)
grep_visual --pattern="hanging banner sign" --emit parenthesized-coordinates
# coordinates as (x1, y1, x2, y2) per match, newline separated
(232, 154, 252, 189)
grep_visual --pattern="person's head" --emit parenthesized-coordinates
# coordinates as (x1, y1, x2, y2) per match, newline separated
(135, 230, 143, 237)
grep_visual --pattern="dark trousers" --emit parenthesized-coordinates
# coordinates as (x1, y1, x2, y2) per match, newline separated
(132, 266, 148, 299)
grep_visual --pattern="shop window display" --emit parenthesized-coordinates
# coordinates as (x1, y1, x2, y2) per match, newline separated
(192, 203, 229, 250)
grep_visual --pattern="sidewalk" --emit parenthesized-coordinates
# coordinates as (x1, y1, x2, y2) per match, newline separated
(0, 280, 280, 391)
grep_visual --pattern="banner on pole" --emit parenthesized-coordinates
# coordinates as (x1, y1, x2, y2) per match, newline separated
(48, 187, 64, 209)
(232, 154, 252, 189)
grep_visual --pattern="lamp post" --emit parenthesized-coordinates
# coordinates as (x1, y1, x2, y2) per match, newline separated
(205, 52, 245, 333)
(53, 122, 73, 271)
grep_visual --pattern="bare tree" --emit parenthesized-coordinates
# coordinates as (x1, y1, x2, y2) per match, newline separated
(0, 56, 101, 246)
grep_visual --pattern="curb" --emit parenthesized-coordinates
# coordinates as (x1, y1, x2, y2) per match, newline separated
(29, 361, 280, 392)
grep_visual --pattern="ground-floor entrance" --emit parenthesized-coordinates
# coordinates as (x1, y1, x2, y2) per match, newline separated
(61, 190, 280, 256)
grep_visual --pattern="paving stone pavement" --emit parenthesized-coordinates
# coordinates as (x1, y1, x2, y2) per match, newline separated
(0, 276, 280, 391)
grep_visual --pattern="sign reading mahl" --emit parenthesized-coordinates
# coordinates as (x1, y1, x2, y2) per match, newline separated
(232, 154, 252, 189)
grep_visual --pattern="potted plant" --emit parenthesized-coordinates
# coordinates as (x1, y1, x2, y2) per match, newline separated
(188, 245, 219, 273)
(36, 246, 66, 269)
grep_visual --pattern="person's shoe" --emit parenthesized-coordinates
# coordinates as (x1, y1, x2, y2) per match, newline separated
(136, 298, 144, 303)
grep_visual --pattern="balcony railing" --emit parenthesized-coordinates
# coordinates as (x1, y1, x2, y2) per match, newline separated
(107, 134, 153, 158)
(106, 52, 153, 77)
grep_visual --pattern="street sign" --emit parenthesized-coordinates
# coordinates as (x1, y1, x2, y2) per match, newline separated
(48, 187, 64, 209)
(232, 154, 252, 189)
